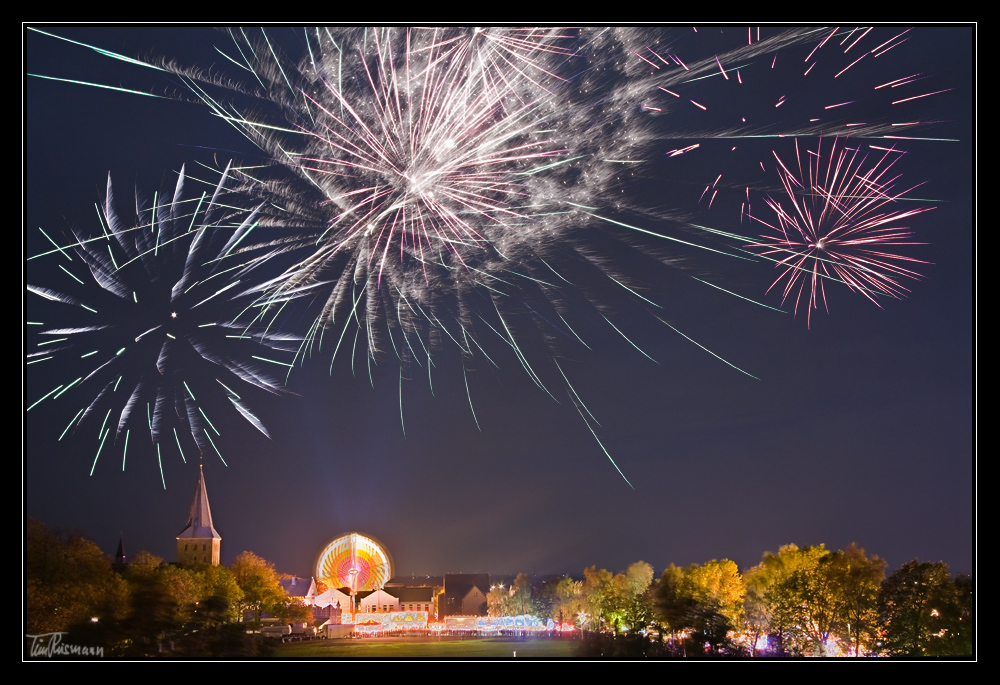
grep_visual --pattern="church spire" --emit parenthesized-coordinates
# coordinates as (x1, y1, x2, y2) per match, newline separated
(113, 533, 126, 572)
(176, 463, 222, 565)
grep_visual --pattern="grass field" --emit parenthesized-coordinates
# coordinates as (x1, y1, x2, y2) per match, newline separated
(275, 636, 580, 658)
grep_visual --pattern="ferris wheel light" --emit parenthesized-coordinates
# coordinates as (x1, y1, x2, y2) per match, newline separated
(315, 532, 393, 593)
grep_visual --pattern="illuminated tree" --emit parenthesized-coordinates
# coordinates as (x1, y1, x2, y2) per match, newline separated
(537, 576, 583, 625)
(581, 566, 614, 631)
(508, 573, 538, 616)
(602, 562, 654, 634)
(198, 564, 245, 624)
(936, 574, 974, 656)
(784, 548, 844, 656)
(653, 564, 692, 646)
(654, 559, 743, 655)
(486, 584, 511, 617)
(877, 560, 972, 656)
(744, 543, 887, 657)
(829, 543, 886, 656)
(579, 563, 653, 635)
(230, 551, 285, 624)
(684, 559, 744, 629)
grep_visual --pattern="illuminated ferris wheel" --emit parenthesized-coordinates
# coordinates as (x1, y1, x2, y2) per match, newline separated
(314, 532, 393, 594)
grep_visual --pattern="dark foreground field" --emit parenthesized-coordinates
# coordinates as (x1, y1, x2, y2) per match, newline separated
(275, 635, 579, 658)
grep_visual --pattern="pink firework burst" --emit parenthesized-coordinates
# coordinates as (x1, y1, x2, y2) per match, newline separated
(749, 136, 932, 327)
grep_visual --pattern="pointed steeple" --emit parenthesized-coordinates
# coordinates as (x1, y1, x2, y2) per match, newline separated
(176, 463, 222, 565)
(113, 533, 126, 572)
(178, 464, 221, 540)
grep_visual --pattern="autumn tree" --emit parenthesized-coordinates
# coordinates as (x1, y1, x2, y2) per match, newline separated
(743, 543, 829, 656)
(486, 584, 512, 617)
(197, 564, 245, 625)
(508, 573, 538, 616)
(230, 551, 285, 624)
(829, 543, 886, 656)
(786, 549, 846, 655)
(537, 575, 583, 625)
(578, 563, 653, 635)
(605, 561, 654, 634)
(580, 566, 614, 631)
(653, 564, 692, 647)
(654, 559, 744, 655)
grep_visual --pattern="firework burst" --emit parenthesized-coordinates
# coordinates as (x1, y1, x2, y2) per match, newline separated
(26, 165, 298, 484)
(180, 28, 696, 485)
(26, 26, 954, 485)
(203, 28, 659, 336)
(748, 136, 932, 327)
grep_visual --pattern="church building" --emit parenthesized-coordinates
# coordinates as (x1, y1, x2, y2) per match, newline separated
(176, 464, 221, 565)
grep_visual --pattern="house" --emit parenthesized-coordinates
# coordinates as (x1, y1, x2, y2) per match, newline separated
(279, 576, 318, 605)
(438, 574, 490, 616)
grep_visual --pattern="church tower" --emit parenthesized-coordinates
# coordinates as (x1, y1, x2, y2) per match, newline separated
(176, 464, 222, 566)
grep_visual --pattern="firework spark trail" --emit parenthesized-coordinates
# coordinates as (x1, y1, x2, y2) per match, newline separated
(634, 26, 957, 150)
(615, 26, 946, 328)
(746, 136, 932, 327)
(26, 27, 858, 484)
(28, 26, 949, 484)
(26, 165, 300, 482)
(165, 27, 756, 484)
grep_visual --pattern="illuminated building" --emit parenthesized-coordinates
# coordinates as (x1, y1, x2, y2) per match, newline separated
(355, 588, 400, 614)
(176, 464, 221, 566)
(391, 586, 436, 615)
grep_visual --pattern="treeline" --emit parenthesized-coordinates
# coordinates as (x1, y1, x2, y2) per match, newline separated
(25, 517, 973, 658)
(25, 517, 305, 657)
(492, 543, 973, 657)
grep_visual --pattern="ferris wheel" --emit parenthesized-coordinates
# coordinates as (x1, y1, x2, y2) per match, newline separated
(314, 532, 393, 593)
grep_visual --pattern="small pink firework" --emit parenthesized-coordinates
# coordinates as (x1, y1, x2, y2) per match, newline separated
(749, 136, 932, 327)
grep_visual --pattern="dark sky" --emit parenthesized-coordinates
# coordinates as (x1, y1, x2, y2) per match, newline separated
(24, 26, 974, 580)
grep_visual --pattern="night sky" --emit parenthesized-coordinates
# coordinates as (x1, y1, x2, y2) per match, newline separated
(24, 26, 974, 580)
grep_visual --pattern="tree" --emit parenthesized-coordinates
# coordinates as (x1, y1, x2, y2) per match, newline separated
(931, 573, 974, 656)
(230, 551, 285, 624)
(271, 597, 312, 624)
(829, 543, 886, 656)
(785, 549, 843, 656)
(654, 559, 744, 655)
(537, 575, 583, 625)
(684, 559, 744, 629)
(119, 551, 215, 652)
(508, 573, 537, 616)
(744, 543, 887, 657)
(878, 560, 971, 656)
(601, 562, 654, 634)
(620, 561, 655, 632)
(25, 517, 129, 635)
(486, 584, 512, 617)
(581, 566, 614, 632)
(197, 564, 245, 625)
(653, 564, 694, 648)
(487, 574, 540, 617)
(743, 543, 828, 656)
(578, 563, 653, 635)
